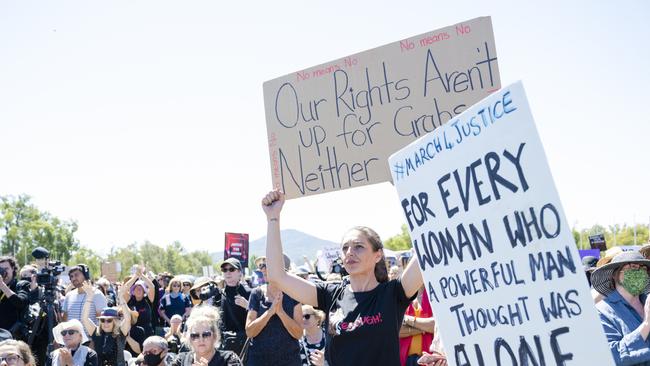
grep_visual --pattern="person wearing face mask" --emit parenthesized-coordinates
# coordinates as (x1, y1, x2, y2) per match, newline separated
(47, 319, 98, 366)
(130, 336, 173, 366)
(591, 251, 650, 365)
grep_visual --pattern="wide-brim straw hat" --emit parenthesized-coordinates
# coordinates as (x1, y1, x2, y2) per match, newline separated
(639, 244, 650, 259)
(53, 319, 89, 346)
(190, 277, 218, 293)
(591, 251, 650, 296)
(596, 246, 624, 267)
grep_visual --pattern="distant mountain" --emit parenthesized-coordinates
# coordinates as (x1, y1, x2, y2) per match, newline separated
(210, 229, 338, 267)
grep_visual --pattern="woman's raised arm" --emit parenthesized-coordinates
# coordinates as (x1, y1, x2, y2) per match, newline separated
(262, 190, 318, 306)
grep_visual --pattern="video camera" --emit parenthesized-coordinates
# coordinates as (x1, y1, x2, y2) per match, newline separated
(198, 283, 220, 301)
(36, 261, 66, 287)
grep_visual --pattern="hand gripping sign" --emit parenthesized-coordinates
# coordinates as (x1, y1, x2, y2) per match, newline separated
(389, 82, 613, 366)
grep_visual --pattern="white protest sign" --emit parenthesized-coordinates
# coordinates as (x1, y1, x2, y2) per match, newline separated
(389, 82, 613, 365)
(264, 17, 500, 199)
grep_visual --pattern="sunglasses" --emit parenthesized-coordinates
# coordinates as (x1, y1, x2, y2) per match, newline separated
(222, 267, 238, 273)
(183, 283, 191, 286)
(258, 263, 267, 269)
(172, 284, 181, 288)
(189, 331, 213, 341)
(303, 314, 314, 320)
(100, 318, 114, 323)
(60, 329, 78, 336)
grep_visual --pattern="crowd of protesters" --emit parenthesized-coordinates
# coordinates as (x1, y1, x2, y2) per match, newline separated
(0, 191, 648, 366)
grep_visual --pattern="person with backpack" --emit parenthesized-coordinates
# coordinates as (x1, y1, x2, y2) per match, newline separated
(158, 277, 192, 326)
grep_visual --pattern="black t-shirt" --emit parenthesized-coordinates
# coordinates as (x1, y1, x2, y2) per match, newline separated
(128, 297, 153, 336)
(316, 279, 413, 366)
(171, 350, 241, 366)
(91, 332, 127, 366)
(217, 284, 251, 333)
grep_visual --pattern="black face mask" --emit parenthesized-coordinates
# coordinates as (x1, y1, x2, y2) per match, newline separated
(21, 276, 31, 282)
(143, 353, 164, 366)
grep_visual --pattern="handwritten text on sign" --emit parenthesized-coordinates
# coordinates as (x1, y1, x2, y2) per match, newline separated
(264, 17, 500, 199)
(389, 82, 613, 366)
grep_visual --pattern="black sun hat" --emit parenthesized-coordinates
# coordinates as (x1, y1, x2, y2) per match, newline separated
(590, 251, 650, 296)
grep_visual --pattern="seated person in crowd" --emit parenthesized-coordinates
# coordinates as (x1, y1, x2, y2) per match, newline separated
(0, 339, 37, 366)
(47, 319, 98, 366)
(81, 282, 132, 366)
(129, 336, 175, 366)
(591, 251, 650, 365)
(172, 305, 241, 366)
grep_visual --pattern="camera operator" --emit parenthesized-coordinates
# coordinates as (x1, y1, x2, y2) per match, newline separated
(193, 258, 251, 355)
(0, 256, 29, 336)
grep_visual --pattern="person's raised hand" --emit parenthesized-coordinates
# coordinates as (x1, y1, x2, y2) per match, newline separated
(81, 281, 94, 295)
(262, 190, 285, 219)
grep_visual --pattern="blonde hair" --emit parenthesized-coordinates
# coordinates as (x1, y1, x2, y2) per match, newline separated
(182, 305, 220, 348)
(302, 305, 325, 326)
(0, 340, 36, 366)
(167, 277, 183, 293)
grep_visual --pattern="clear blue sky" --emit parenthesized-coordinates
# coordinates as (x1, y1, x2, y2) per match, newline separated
(1, 0, 648, 255)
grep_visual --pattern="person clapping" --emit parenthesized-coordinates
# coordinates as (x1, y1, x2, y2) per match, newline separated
(47, 320, 98, 366)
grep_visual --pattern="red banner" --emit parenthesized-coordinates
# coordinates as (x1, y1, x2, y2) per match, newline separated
(224, 232, 249, 269)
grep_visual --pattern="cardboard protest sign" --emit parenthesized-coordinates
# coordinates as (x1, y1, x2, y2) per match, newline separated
(389, 82, 613, 365)
(101, 262, 121, 283)
(264, 17, 500, 199)
(224, 232, 249, 269)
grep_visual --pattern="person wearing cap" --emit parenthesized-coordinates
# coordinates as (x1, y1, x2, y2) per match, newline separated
(591, 251, 650, 365)
(158, 277, 192, 327)
(123, 266, 156, 338)
(0, 256, 29, 337)
(207, 258, 251, 356)
(46, 319, 98, 366)
(31, 247, 50, 272)
(245, 252, 303, 366)
(81, 282, 132, 366)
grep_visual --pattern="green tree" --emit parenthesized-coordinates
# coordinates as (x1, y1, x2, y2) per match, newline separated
(384, 225, 412, 251)
(0, 195, 79, 265)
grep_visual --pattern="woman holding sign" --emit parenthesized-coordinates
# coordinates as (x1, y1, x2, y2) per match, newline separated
(261, 190, 423, 366)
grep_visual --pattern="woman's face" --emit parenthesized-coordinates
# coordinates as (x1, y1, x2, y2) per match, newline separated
(99, 317, 116, 333)
(133, 286, 145, 300)
(302, 309, 318, 330)
(61, 327, 82, 348)
(170, 282, 181, 293)
(0, 345, 25, 366)
(188, 323, 215, 355)
(340, 230, 381, 277)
